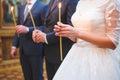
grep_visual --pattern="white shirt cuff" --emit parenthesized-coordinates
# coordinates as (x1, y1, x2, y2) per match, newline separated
(44, 36, 48, 44)
(12, 46, 17, 49)
(26, 27, 29, 32)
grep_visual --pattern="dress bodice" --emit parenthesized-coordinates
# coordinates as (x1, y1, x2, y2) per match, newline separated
(71, 0, 120, 47)
(72, 2, 105, 33)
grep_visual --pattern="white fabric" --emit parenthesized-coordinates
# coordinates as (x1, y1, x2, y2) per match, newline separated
(114, 0, 120, 12)
(53, 0, 120, 80)
(24, 0, 36, 21)
(26, 0, 36, 11)
(24, 5, 29, 21)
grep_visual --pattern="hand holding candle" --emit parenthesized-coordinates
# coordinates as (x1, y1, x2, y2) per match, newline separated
(58, 2, 63, 61)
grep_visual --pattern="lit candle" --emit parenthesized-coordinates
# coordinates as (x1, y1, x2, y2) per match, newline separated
(11, 6, 19, 37)
(58, 2, 62, 22)
(11, 6, 16, 27)
(58, 2, 63, 61)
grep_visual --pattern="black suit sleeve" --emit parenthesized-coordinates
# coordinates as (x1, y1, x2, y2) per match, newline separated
(12, 33, 19, 48)
(66, 0, 78, 25)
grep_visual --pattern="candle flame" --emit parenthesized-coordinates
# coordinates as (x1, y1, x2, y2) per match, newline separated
(11, 6, 14, 11)
(58, 2, 62, 8)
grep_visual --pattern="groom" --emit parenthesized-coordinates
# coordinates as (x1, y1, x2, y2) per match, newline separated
(32, 0, 79, 80)
(10, 0, 46, 80)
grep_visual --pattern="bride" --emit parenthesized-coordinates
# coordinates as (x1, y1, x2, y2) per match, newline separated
(53, 0, 120, 80)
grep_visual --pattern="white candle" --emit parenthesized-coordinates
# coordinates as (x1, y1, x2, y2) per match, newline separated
(58, 2, 62, 22)
(11, 6, 16, 26)
(11, 6, 19, 37)
(58, 2, 63, 61)
(29, 11, 36, 30)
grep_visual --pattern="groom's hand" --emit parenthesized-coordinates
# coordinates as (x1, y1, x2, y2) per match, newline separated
(32, 30, 46, 43)
(16, 25, 29, 34)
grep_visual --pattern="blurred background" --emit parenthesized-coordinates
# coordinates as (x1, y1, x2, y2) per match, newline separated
(0, 0, 120, 80)
(0, 0, 49, 80)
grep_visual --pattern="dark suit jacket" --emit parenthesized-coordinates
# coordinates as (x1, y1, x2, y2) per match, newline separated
(44, 0, 79, 63)
(12, 0, 46, 56)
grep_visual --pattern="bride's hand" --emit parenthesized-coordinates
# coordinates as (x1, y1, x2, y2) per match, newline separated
(54, 22, 79, 39)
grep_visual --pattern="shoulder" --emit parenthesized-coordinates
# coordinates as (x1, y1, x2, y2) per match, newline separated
(36, 1, 47, 12)
(36, 1, 47, 10)
(37, 1, 46, 7)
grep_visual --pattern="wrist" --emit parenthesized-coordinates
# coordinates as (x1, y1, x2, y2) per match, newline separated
(26, 27, 29, 32)
(12, 46, 17, 50)
(76, 29, 83, 38)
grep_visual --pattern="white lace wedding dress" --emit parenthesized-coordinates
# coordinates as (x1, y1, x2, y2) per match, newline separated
(53, 0, 120, 80)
